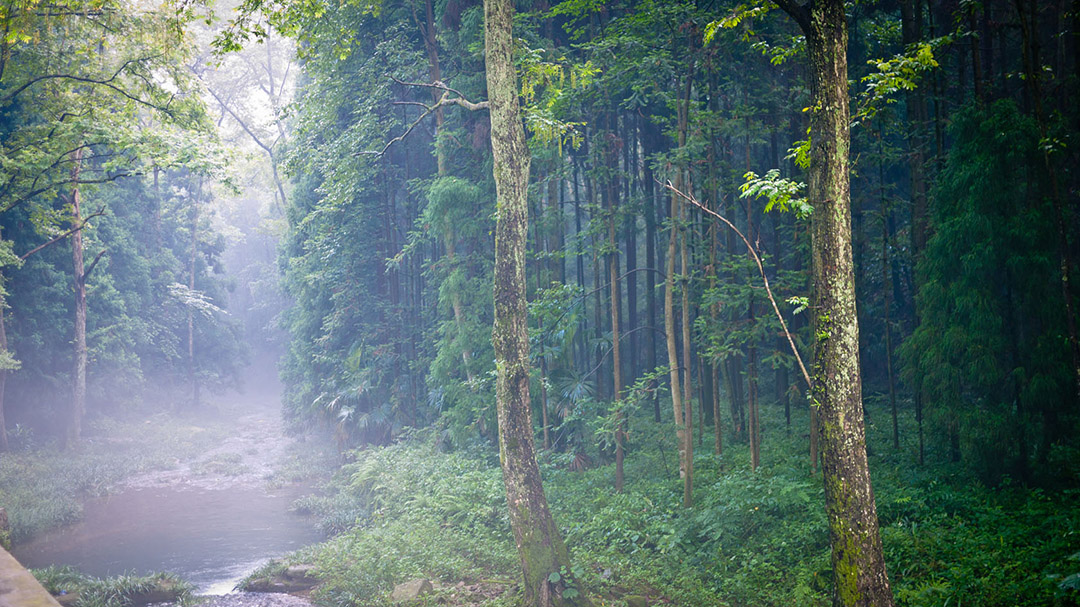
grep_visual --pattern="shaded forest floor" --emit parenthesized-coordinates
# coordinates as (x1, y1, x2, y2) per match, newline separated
(257, 399, 1080, 607)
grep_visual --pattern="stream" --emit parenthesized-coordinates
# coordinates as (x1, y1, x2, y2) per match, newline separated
(12, 482, 322, 594)
(10, 364, 329, 605)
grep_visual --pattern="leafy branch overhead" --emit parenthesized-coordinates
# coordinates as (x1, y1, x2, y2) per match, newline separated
(740, 169, 810, 219)
(167, 283, 227, 318)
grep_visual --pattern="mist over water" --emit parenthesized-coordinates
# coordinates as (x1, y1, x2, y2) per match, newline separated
(12, 350, 326, 595)
(13, 483, 322, 593)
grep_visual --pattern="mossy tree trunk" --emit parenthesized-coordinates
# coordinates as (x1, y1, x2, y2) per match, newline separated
(484, 0, 588, 605)
(775, 0, 894, 605)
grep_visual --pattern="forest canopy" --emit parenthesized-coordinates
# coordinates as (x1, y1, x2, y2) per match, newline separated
(0, 0, 1078, 605)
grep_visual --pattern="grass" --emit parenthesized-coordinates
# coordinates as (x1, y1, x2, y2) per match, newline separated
(31, 565, 194, 607)
(258, 399, 1080, 607)
(0, 412, 228, 542)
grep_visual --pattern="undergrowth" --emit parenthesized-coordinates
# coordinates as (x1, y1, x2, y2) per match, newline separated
(274, 400, 1080, 607)
(31, 565, 193, 607)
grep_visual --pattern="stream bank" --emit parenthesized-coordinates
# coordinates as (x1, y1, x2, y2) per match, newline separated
(9, 360, 336, 604)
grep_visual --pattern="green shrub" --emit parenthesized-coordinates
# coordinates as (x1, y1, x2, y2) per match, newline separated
(31, 566, 193, 607)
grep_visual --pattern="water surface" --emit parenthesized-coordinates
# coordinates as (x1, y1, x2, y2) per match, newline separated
(13, 482, 323, 593)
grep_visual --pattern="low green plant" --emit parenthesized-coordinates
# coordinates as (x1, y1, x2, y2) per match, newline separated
(32, 566, 193, 607)
(262, 400, 1080, 607)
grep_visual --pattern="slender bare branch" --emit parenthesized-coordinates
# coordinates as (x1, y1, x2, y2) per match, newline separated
(391, 101, 434, 109)
(390, 75, 470, 101)
(360, 87, 488, 158)
(18, 207, 107, 261)
(82, 248, 109, 282)
(2, 173, 140, 216)
(203, 84, 274, 155)
(663, 180, 812, 390)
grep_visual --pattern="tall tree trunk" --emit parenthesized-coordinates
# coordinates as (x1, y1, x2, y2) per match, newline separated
(69, 148, 86, 449)
(573, 160, 587, 375)
(901, 0, 929, 263)
(746, 175, 760, 470)
(642, 116, 661, 422)
(609, 183, 625, 492)
(623, 117, 639, 383)
(188, 184, 200, 407)
(748, 315, 760, 470)
(485, 0, 587, 604)
(679, 191, 693, 504)
(901, 2, 931, 452)
(418, 0, 477, 385)
(0, 292, 8, 452)
(879, 134, 900, 451)
(775, 1, 895, 604)
(728, 355, 745, 438)
(665, 174, 687, 505)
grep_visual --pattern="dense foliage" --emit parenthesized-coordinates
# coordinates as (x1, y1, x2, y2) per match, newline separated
(272, 0, 1079, 483)
(266, 413, 1080, 607)
(1, 0, 1079, 605)
(0, 1, 249, 445)
(257, 0, 1080, 603)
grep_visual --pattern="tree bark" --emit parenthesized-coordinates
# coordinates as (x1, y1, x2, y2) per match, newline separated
(878, 135, 900, 451)
(188, 183, 200, 407)
(485, 0, 587, 604)
(679, 196, 693, 502)
(665, 174, 687, 505)
(69, 148, 86, 449)
(642, 116, 661, 423)
(775, 0, 895, 604)
(0, 294, 8, 452)
(610, 187, 625, 492)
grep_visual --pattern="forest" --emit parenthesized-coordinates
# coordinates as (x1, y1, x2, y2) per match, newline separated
(0, 0, 1078, 606)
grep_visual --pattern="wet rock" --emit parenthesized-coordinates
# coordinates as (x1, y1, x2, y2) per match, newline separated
(243, 563, 319, 594)
(128, 580, 185, 606)
(283, 564, 317, 583)
(244, 577, 315, 593)
(391, 579, 433, 602)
